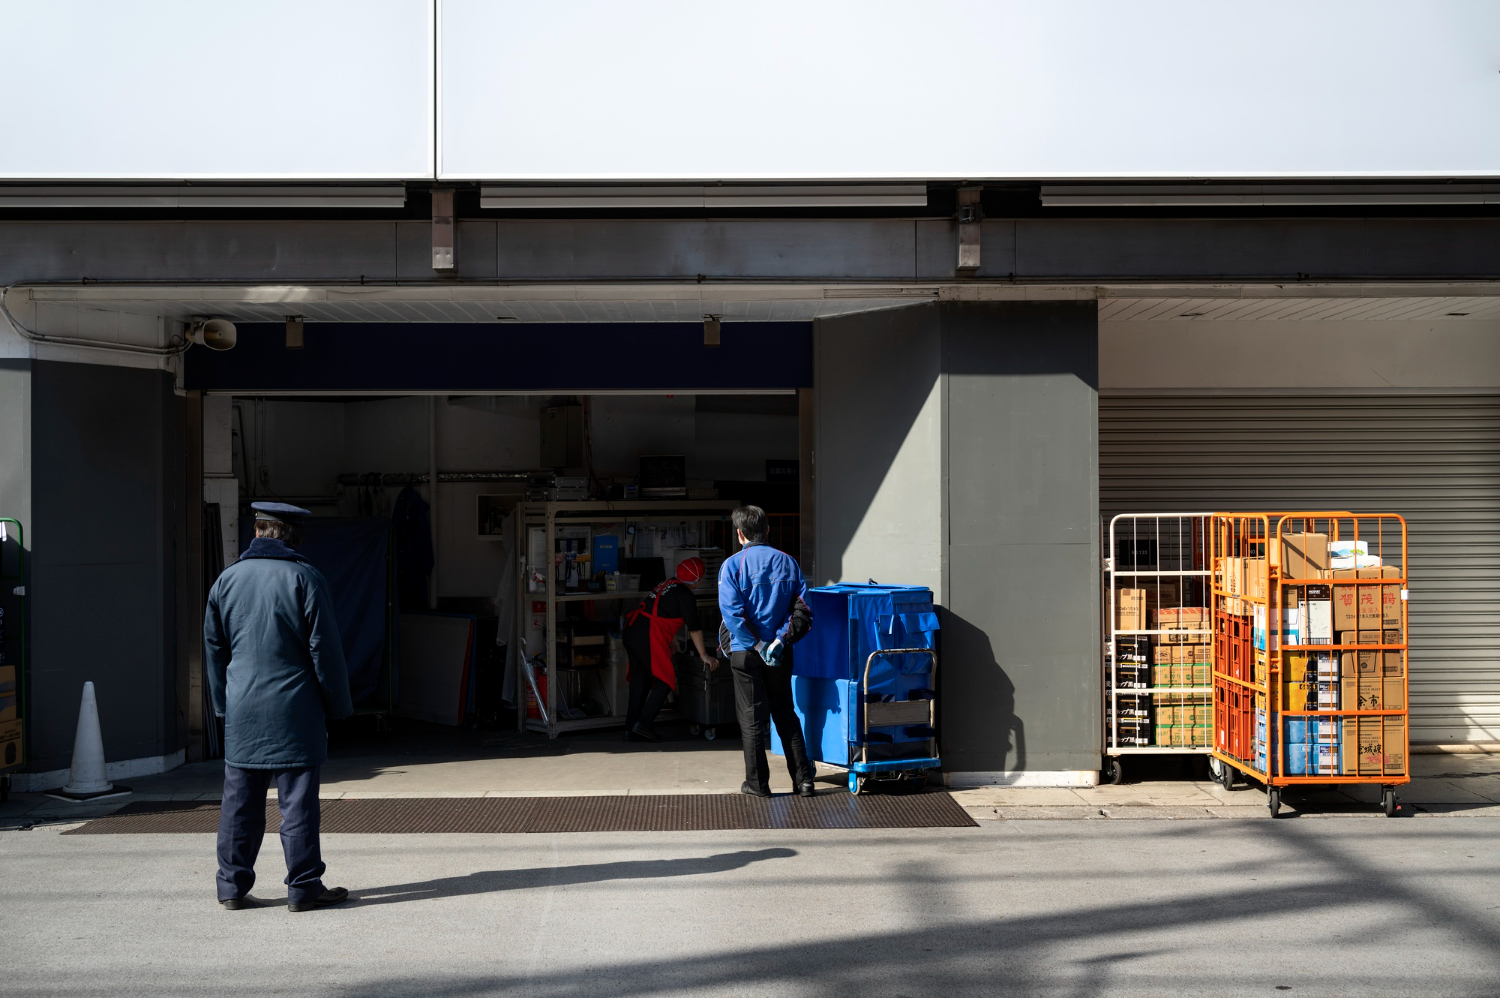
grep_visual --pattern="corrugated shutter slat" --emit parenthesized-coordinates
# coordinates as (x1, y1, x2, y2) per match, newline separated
(1101, 395, 1500, 745)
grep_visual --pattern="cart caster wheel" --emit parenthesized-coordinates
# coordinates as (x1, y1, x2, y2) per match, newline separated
(1218, 761, 1236, 792)
(1383, 789, 1397, 817)
(1106, 758, 1124, 785)
(848, 771, 864, 795)
(688, 723, 702, 736)
(1268, 789, 1281, 818)
(703, 726, 717, 741)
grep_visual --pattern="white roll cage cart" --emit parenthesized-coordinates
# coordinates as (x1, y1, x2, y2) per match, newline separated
(1103, 513, 1215, 785)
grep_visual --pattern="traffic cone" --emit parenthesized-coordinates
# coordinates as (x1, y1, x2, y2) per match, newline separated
(47, 681, 130, 801)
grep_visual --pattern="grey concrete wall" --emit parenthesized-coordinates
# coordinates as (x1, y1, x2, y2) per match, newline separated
(814, 305, 944, 598)
(814, 302, 1100, 774)
(30, 361, 182, 772)
(939, 302, 1100, 774)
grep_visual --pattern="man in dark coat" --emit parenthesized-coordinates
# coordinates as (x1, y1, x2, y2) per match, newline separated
(205, 502, 353, 911)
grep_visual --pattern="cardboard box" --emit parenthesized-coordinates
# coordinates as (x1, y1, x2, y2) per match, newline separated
(1276, 532, 1330, 581)
(0, 664, 14, 694)
(1384, 651, 1404, 677)
(1383, 628, 1402, 646)
(1284, 681, 1315, 712)
(1332, 570, 1359, 632)
(1305, 584, 1332, 644)
(1221, 558, 1245, 597)
(1153, 644, 1172, 665)
(1358, 677, 1382, 710)
(1384, 716, 1406, 775)
(1381, 566, 1402, 628)
(1382, 676, 1406, 711)
(1356, 568, 1384, 627)
(1246, 558, 1268, 598)
(1341, 676, 1359, 710)
(1358, 717, 1383, 774)
(1116, 589, 1145, 631)
(0, 695, 13, 723)
(1193, 664, 1211, 686)
(1342, 717, 1359, 774)
(1151, 664, 1170, 687)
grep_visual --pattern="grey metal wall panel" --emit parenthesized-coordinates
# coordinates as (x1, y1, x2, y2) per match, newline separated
(493, 220, 919, 281)
(942, 302, 1101, 773)
(814, 304, 943, 595)
(1100, 394, 1500, 744)
(31, 362, 179, 771)
(1017, 219, 1500, 281)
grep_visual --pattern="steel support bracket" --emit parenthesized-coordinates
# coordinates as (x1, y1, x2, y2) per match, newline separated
(431, 188, 456, 271)
(956, 186, 982, 271)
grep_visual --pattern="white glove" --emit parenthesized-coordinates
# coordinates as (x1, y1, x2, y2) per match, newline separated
(756, 637, 786, 667)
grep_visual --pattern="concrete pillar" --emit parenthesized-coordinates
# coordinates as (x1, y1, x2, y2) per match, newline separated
(814, 301, 1100, 786)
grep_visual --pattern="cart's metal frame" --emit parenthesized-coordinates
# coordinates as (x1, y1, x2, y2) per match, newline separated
(1209, 511, 1411, 817)
(846, 646, 939, 794)
(1104, 513, 1216, 783)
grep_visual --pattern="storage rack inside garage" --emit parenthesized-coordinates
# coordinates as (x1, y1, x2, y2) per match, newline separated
(1103, 513, 1215, 784)
(517, 500, 739, 738)
(1209, 512, 1411, 817)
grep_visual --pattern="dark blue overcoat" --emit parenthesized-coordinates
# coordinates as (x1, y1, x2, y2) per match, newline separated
(205, 538, 353, 768)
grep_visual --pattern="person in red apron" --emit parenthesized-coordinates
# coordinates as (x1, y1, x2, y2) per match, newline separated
(622, 557, 717, 741)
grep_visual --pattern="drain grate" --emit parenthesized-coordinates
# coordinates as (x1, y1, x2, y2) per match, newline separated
(62, 791, 976, 834)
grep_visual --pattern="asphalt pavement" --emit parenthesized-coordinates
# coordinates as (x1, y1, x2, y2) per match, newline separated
(6, 817, 1500, 998)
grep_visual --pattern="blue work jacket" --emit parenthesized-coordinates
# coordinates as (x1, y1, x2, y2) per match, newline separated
(718, 542, 810, 652)
(204, 538, 353, 768)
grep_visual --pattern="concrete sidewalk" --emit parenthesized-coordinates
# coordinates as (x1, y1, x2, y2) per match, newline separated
(5, 720, 1498, 827)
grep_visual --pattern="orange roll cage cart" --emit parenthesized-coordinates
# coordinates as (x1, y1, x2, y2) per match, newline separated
(1209, 512, 1410, 817)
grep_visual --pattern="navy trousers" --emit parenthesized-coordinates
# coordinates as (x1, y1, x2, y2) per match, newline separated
(216, 764, 325, 904)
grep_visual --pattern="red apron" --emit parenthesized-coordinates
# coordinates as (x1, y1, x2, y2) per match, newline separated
(625, 580, 688, 690)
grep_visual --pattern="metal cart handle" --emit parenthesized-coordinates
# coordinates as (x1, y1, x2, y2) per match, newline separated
(861, 647, 938, 764)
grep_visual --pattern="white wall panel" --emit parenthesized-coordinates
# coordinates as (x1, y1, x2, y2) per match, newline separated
(440, 0, 1500, 180)
(0, 1, 433, 179)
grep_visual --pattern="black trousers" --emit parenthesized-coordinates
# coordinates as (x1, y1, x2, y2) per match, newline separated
(216, 764, 326, 904)
(624, 629, 671, 731)
(731, 648, 813, 790)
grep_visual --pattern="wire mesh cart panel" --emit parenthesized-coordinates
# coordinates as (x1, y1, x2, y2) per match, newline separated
(1210, 512, 1411, 817)
(1103, 513, 1215, 784)
(773, 583, 940, 794)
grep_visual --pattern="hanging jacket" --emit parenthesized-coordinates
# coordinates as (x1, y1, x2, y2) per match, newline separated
(391, 485, 434, 610)
(204, 537, 353, 768)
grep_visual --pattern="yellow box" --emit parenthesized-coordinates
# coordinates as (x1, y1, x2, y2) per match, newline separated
(1283, 681, 1314, 712)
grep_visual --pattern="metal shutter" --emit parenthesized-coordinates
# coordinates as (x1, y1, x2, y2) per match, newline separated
(1100, 394, 1500, 745)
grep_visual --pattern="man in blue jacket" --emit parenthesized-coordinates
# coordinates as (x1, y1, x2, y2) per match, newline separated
(205, 502, 353, 911)
(718, 505, 816, 798)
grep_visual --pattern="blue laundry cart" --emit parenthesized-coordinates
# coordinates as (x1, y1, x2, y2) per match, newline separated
(771, 583, 940, 793)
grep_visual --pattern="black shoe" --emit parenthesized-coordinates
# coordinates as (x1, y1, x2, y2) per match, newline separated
(796, 781, 817, 797)
(288, 886, 349, 912)
(740, 781, 772, 798)
(630, 723, 662, 743)
(219, 895, 260, 910)
(623, 730, 643, 742)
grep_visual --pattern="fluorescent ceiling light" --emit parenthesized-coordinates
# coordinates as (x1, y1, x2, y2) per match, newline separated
(1040, 184, 1500, 207)
(0, 186, 407, 208)
(480, 185, 927, 209)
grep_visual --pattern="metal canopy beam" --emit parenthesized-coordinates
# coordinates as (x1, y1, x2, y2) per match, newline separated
(4, 217, 1500, 287)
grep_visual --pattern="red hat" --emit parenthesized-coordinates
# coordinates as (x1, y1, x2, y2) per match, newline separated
(675, 557, 706, 584)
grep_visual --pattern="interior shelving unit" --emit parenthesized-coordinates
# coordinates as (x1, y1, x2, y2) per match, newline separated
(517, 500, 739, 738)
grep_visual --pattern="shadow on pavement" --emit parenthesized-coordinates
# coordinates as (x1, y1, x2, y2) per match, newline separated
(349, 847, 797, 907)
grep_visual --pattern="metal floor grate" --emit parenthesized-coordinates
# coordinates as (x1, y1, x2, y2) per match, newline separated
(61, 792, 976, 834)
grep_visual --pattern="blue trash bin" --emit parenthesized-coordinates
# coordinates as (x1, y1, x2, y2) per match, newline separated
(771, 583, 940, 793)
